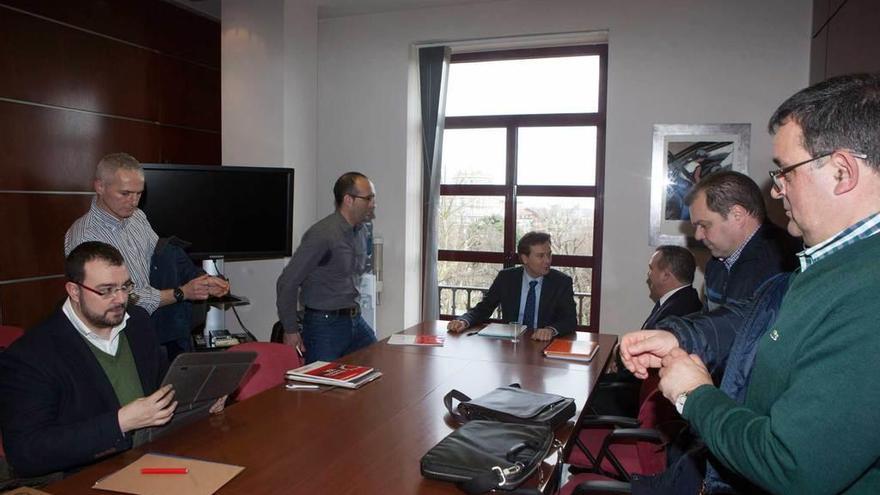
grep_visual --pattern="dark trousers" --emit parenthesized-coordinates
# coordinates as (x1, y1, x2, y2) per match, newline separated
(301, 313, 376, 364)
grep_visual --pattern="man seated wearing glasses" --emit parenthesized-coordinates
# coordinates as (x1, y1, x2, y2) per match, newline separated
(65, 153, 229, 360)
(0, 242, 191, 478)
(618, 74, 880, 494)
(685, 170, 798, 312)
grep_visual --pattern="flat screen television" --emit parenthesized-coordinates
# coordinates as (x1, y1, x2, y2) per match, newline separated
(140, 164, 294, 260)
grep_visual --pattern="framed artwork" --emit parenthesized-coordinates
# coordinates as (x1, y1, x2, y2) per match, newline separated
(649, 123, 751, 246)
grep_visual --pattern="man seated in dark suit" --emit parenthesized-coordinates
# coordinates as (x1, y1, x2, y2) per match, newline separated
(642, 245, 703, 328)
(591, 245, 702, 416)
(446, 231, 577, 341)
(0, 242, 181, 478)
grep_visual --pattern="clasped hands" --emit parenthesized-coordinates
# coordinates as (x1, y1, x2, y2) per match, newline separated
(182, 274, 230, 301)
(446, 320, 556, 341)
(619, 329, 713, 403)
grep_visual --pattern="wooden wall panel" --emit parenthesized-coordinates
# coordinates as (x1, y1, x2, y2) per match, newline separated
(0, 101, 161, 191)
(159, 56, 221, 131)
(825, 0, 880, 79)
(151, 1, 220, 68)
(0, 1, 219, 326)
(160, 127, 221, 165)
(0, 194, 93, 280)
(0, 1, 219, 68)
(0, 7, 158, 120)
(0, 277, 67, 330)
(0, 1, 153, 48)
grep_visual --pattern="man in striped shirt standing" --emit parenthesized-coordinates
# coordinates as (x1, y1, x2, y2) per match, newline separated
(65, 153, 229, 355)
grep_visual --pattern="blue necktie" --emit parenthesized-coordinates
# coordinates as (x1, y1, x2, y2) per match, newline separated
(522, 280, 538, 330)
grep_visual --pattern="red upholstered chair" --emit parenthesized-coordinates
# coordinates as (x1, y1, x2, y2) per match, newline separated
(227, 342, 302, 401)
(0, 325, 24, 352)
(566, 373, 680, 482)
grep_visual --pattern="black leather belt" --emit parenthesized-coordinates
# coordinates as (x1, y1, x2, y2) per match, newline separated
(305, 306, 360, 318)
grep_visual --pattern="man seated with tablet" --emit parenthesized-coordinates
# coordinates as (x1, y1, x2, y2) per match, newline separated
(0, 242, 226, 478)
(447, 232, 577, 341)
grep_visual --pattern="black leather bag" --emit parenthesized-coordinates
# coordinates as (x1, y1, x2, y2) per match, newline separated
(443, 384, 576, 430)
(420, 420, 560, 494)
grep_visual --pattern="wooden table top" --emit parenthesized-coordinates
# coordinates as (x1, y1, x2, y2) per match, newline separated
(45, 322, 616, 494)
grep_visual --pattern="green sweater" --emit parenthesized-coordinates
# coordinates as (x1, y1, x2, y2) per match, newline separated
(686, 233, 880, 494)
(85, 331, 145, 408)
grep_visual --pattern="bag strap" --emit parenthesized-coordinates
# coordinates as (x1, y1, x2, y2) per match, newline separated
(458, 469, 541, 495)
(443, 389, 471, 423)
(458, 441, 544, 495)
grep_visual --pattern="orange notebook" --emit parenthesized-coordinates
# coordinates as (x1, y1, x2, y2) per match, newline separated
(543, 339, 599, 362)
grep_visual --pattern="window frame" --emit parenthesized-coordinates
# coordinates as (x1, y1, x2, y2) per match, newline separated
(438, 44, 607, 331)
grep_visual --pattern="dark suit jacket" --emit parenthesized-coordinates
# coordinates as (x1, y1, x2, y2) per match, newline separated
(0, 306, 166, 477)
(461, 266, 577, 336)
(643, 285, 703, 329)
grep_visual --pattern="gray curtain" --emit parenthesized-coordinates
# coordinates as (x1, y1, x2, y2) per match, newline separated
(418, 46, 451, 321)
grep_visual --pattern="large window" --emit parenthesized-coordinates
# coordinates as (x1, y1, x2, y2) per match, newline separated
(437, 45, 607, 331)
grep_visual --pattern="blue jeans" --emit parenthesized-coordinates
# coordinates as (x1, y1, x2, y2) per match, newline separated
(301, 313, 376, 364)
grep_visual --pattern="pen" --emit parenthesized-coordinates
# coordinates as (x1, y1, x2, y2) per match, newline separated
(141, 467, 188, 474)
(286, 383, 319, 390)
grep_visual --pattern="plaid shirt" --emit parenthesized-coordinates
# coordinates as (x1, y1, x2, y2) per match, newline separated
(721, 225, 761, 271)
(798, 211, 880, 272)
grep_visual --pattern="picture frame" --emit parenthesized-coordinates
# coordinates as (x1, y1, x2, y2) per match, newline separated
(649, 123, 751, 246)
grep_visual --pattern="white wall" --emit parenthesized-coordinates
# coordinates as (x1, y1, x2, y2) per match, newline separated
(317, 0, 813, 336)
(221, 0, 318, 340)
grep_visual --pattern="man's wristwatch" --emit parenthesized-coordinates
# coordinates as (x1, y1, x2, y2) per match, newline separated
(674, 390, 690, 415)
(173, 287, 185, 303)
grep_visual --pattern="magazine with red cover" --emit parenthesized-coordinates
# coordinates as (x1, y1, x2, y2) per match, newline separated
(285, 361, 382, 389)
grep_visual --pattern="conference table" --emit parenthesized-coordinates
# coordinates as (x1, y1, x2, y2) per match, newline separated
(46, 321, 617, 494)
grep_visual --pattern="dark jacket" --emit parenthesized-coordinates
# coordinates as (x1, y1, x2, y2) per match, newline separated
(149, 237, 204, 344)
(704, 222, 798, 311)
(0, 306, 166, 477)
(461, 266, 578, 336)
(643, 285, 703, 329)
(653, 273, 792, 494)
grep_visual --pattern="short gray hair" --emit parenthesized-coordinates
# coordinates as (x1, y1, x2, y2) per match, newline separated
(95, 153, 143, 182)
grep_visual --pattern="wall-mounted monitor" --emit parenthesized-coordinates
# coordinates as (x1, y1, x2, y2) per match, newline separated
(140, 164, 294, 260)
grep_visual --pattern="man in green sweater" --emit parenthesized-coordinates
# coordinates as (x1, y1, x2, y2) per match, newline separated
(620, 73, 880, 494)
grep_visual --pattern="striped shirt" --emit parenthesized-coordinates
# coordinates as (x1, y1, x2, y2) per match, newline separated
(65, 198, 161, 313)
(797, 211, 880, 272)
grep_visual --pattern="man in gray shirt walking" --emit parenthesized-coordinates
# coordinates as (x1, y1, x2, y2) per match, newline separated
(276, 172, 377, 363)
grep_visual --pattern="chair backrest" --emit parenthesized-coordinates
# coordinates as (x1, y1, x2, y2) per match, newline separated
(634, 374, 683, 475)
(0, 325, 25, 352)
(227, 342, 302, 401)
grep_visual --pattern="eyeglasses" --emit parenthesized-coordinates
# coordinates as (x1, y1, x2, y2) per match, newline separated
(72, 280, 135, 298)
(349, 193, 375, 202)
(769, 150, 867, 192)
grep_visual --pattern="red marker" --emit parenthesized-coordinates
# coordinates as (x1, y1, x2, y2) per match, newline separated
(141, 467, 188, 474)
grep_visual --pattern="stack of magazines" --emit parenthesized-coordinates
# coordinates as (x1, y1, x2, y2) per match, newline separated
(285, 361, 382, 389)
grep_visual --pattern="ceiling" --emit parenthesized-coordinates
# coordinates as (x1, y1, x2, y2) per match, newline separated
(173, 0, 501, 20)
